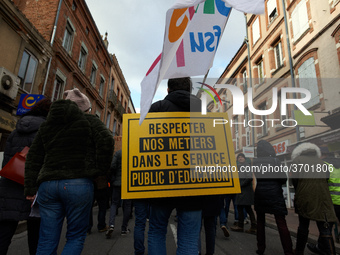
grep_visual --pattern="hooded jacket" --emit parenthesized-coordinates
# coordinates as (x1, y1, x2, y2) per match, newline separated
(24, 100, 114, 196)
(0, 115, 45, 221)
(253, 140, 288, 215)
(149, 90, 202, 210)
(149, 90, 201, 112)
(291, 142, 336, 222)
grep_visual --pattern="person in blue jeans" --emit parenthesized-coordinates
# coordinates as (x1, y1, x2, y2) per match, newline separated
(147, 77, 203, 255)
(133, 199, 149, 255)
(24, 89, 114, 255)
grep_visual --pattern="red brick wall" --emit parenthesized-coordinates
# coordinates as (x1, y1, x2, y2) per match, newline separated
(12, 0, 59, 42)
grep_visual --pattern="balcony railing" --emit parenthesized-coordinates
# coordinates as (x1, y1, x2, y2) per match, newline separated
(108, 89, 118, 106)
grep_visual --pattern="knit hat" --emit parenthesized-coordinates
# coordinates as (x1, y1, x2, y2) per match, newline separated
(64, 88, 91, 112)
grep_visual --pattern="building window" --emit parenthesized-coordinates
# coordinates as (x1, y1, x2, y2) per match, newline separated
(117, 124, 121, 136)
(331, 0, 340, 8)
(110, 77, 115, 90)
(246, 127, 251, 146)
(274, 41, 283, 69)
(260, 104, 267, 136)
(72, 1, 77, 11)
(252, 17, 260, 45)
(267, 0, 277, 23)
(52, 70, 66, 102)
(298, 57, 319, 109)
(257, 59, 264, 84)
(96, 110, 101, 118)
(113, 119, 117, 135)
(78, 43, 88, 72)
(234, 116, 239, 151)
(278, 92, 289, 121)
(18, 50, 38, 93)
(90, 61, 97, 86)
(62, 19, 75, 53)
(99, 76, 105, 97)
(117, 87, 120, 99)
(292, 0, 309, 40)
(245, 107, 249, 126)
(242, 70, 247, 93)
(106, 112, 111, 129)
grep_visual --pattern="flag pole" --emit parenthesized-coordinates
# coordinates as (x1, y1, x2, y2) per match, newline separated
(196, 69, 210, 98)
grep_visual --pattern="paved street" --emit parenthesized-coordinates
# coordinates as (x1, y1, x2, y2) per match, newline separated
(7, 205, 338, 255)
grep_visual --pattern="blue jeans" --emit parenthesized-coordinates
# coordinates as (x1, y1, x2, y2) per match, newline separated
(148, 204, 202, 255)
(36, 178, 93, 255)
(134, 199, 149, 255)
(219, 194, 238, 227)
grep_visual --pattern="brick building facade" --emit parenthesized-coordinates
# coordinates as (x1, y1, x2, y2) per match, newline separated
(0, 0, 52, 153)
(207, 0, 340, 207)
(0, 0, 135, 159)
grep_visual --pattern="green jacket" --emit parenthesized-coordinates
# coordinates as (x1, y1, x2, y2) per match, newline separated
(325, 158, 340, 206)
(291, 143, 336, 223)
(24, 100, 114, 196)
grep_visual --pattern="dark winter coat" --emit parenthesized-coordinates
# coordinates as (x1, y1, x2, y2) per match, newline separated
(235, 161, 254, 206)
(149, 90, 202, 210)
(291, 142, 336, 222)
(254, 140, 288, 215)
(0, 115, 45, 221)
(111, 150, 122, 187)
(24, 100, 114, 196)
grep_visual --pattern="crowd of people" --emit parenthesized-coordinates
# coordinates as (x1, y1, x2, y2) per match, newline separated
(0, 78, 339, 255)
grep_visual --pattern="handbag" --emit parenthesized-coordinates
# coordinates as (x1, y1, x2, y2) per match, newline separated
(0, 146, 29, 185)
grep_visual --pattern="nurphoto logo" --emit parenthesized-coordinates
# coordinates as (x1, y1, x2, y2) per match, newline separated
(199, 83, 312, 128)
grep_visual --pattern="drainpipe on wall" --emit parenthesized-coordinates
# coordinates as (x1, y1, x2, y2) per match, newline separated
(281, 0, 300, 142)
(42, 0, 63, 96)
(244, 14, 256, 150)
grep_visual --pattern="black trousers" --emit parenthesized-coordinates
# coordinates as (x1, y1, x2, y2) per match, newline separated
(296, 215, 335, 254)
(0, 217, 40, 255)
(0, 220, 18, 255)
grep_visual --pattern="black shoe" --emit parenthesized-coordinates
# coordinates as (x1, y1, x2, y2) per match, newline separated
(306, 243, 328, 255)
(256, 250, 264, 255)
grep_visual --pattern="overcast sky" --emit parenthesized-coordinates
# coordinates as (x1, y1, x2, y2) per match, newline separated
(85, 0, 247, 113)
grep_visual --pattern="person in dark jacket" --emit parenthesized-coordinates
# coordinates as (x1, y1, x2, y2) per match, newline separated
(147, 77, 203, 255)
(231, 153, 257, 234)
(292, 142, 336, 255)
(106, 150, 132, 238)
(253, 140, 293, 255)
(0, 98, 51, 255)
(24, 89, 114, 255)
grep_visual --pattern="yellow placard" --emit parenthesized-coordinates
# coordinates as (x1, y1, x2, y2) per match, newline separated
(122, 112, 240, 199)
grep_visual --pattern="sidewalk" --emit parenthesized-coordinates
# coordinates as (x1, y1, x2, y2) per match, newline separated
(264, 208, 340, 254)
